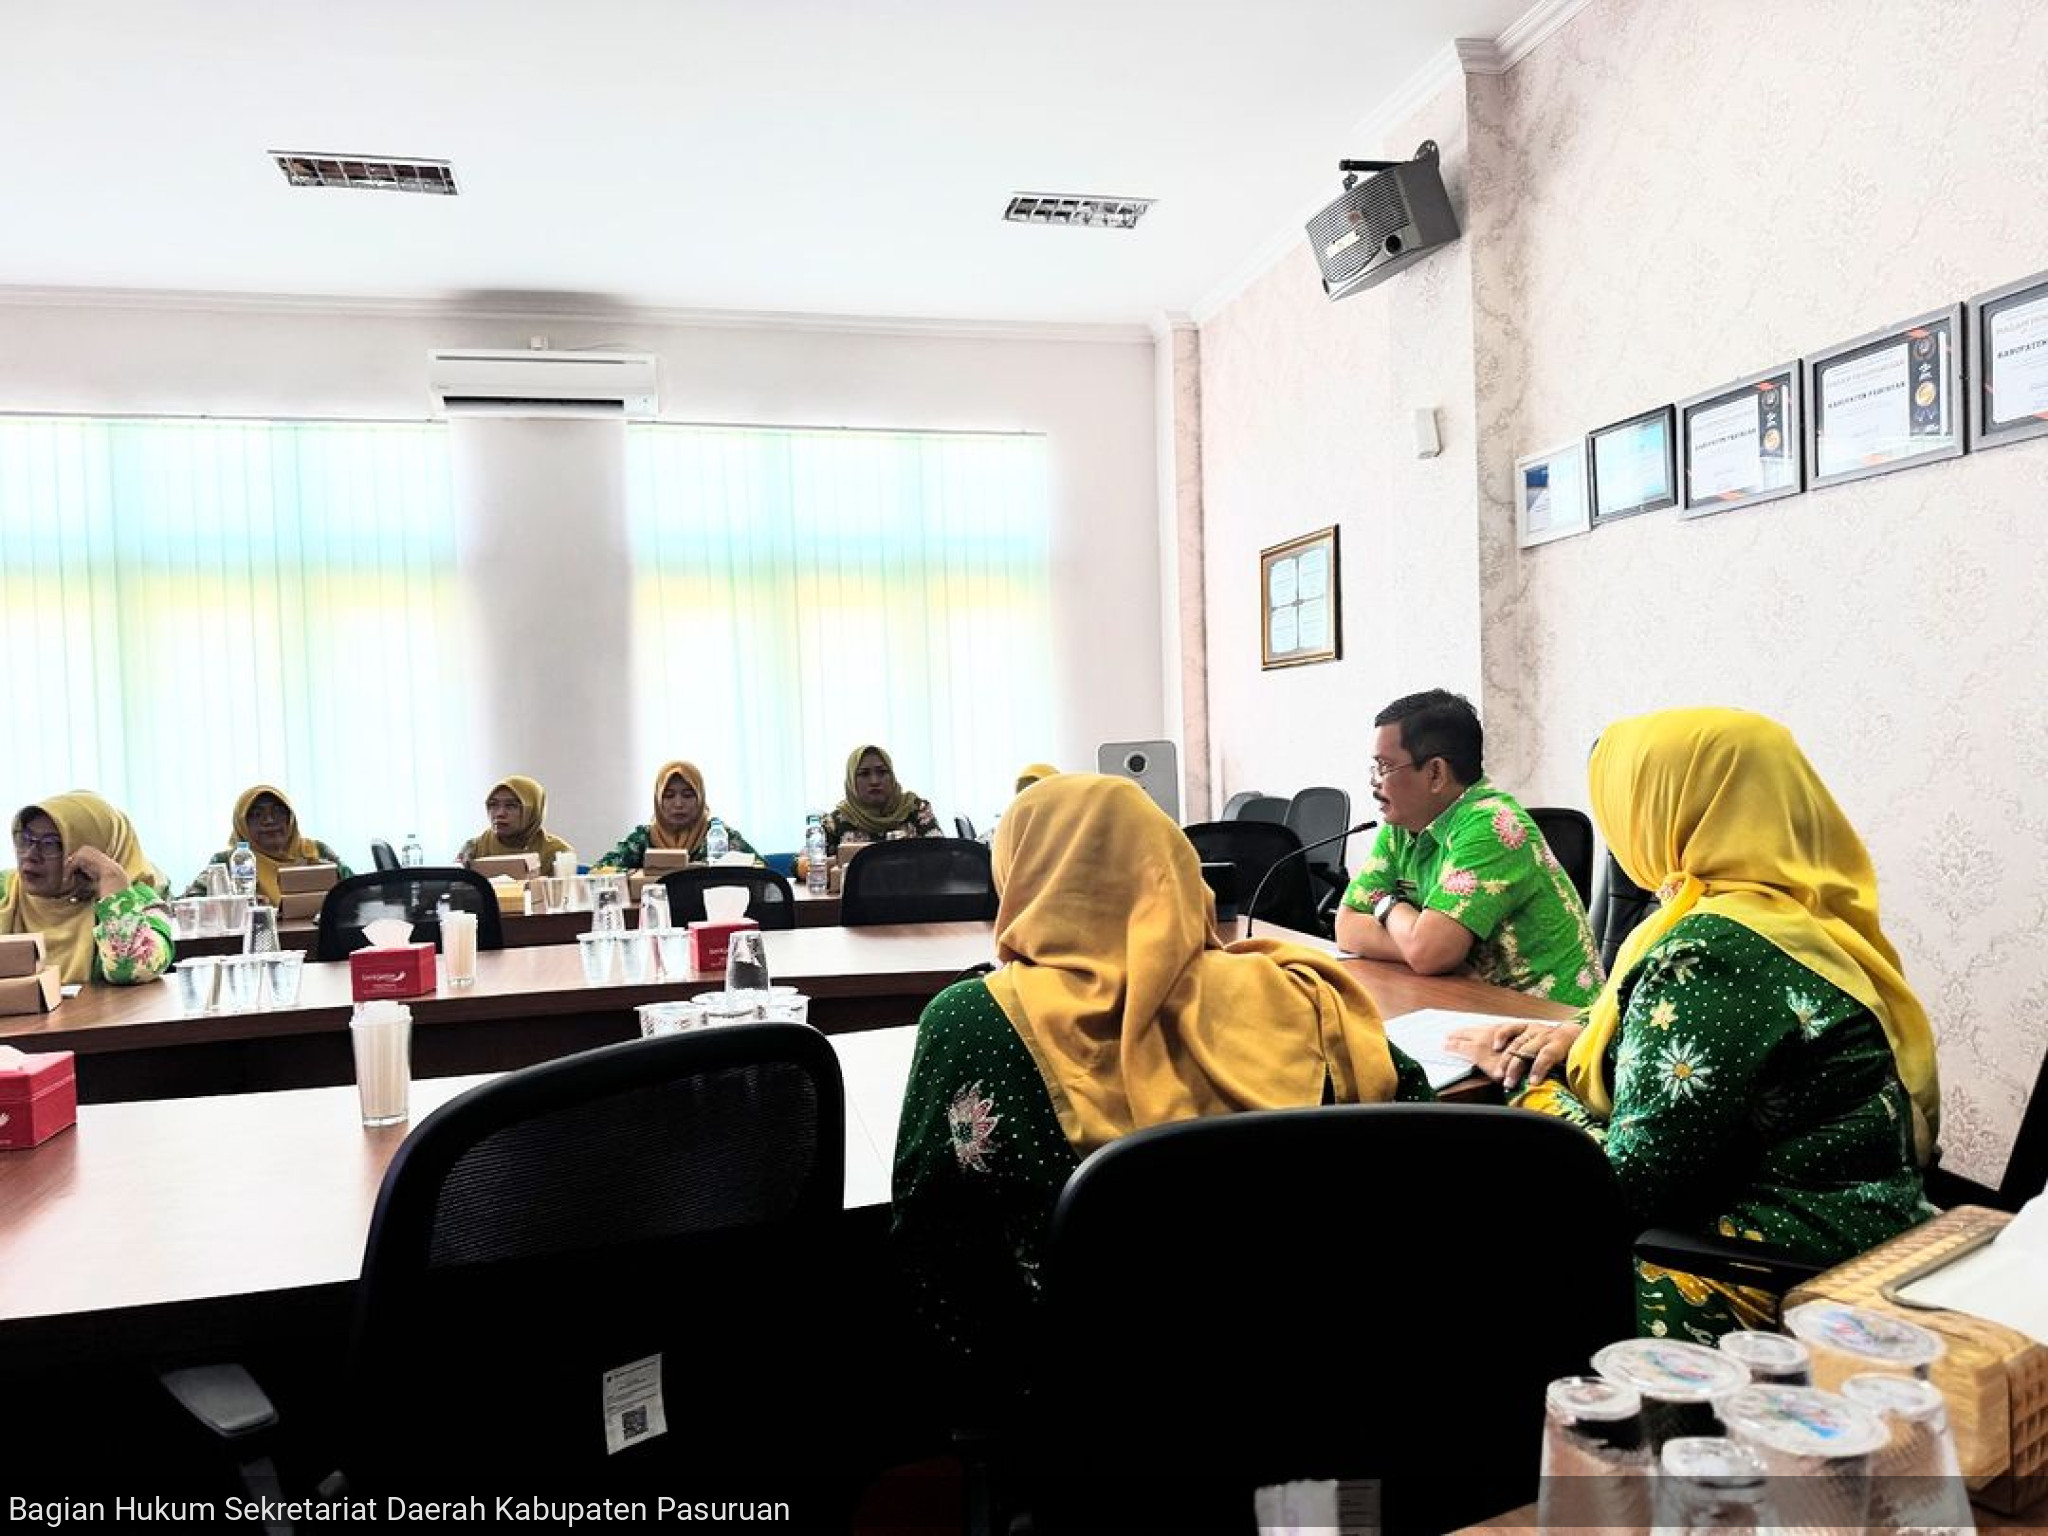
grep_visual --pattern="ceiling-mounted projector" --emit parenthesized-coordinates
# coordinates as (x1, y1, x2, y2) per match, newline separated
(1305, 140, 1460, 301)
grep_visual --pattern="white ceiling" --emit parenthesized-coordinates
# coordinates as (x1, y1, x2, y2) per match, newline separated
(3, 0, 1540, 327)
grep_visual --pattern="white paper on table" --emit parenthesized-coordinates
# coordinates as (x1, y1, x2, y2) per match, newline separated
(1892, 1189, 2048, 1346)
(1382, 1007, 1568, 1092)
(602, 1353, 669, 1455)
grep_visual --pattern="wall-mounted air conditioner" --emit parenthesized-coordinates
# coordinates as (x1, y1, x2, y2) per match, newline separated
(427, 349, 660, 418)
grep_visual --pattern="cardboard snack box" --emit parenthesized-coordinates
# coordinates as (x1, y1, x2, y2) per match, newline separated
(0, 965, 63, 1018)
(642, 848, 692, 872)
(277, 862, 340, 895)
(278, 890, 328, 920)
(0, 933, 47, 980)
(472, 854, 540, 881)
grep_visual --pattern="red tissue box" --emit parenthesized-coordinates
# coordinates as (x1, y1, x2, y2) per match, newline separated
(0, 1050, 78, 1150)
(687, 918, 759, 974)
(349, 942, 438, 1001)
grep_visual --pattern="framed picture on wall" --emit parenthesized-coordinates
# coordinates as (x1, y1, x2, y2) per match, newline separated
(1969, 269, 2048, 451)
(1259, 526, 1341, 670)
(1805, 303, 1964, 489)
(1514, 439, 1590, 547)
(1677, 364, 1803, 518)
(1587, 405, 1677, 525)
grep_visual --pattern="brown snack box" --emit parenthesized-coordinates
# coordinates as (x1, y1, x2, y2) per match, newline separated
(277, 862, 339, 895)
(0, 964, 64, 1017)
(628, 872, 649, 901)
(0, 933, 47, 980)
(642, 848, 692, 872)
(278, 890, 328, 920)
(473, 854, 540, 881)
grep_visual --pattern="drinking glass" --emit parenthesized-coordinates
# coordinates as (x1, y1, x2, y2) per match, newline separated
(350, 1001, 412, 1127)
(616, 931, 652, 984)
(1593, 1338, 1750, 1450)
(244, 902, 281, 955)
(168, 958, 220, 1015)
(1652, 1437, 1772, 1535)
(440, 909, 479, 988)
(261, 951, 305, 1008)
(655, 928, 694, 979)
(1716, 1383, 1883, 1533)
(1539, 1375, 1652, 1533)
(637, 1000, 706, 1037)
(221, 953, 265, 1011)
(577, 931, 619, 985)
(205, 894, 244, 937)
(724, 928, 771, 1003)
(700, 992, 760, 1028)
(761, 985, 810, 1024)
(1719, 1330, 1813, 1386)
(1842, 1373, 1972, 1535)
(173, 898, 205, 941)
(591, 881, 625, 936)
(640, 884, 671, 933)
(202, 861, 232, 897)
(1782, 1301, 1945, 1389)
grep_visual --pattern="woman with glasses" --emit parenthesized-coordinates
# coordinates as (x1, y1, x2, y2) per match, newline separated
(456, 775, 574, 876)
(182, 785, 353, 902)
(594, 760, 761, 870)
(1, 792, 175, 985)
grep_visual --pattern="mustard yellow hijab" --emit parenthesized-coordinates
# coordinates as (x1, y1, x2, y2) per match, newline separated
(985, 773, 1399, 1157)
(470, 775, 573, 876)
(228, 785, 324, 906)
(649, 760, 710, 852)
(2, 792, 168, 984)
(1014, 762, 1059, 794)
(1570, 709, 1940, 1162)
(833, 744, 922, 839)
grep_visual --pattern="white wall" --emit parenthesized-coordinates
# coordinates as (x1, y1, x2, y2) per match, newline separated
(0, 297, 1164, 856)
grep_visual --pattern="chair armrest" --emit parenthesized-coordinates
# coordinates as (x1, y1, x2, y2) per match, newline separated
(160, 1363, 279, 1442)
(1633, 1227, 1829, 1289)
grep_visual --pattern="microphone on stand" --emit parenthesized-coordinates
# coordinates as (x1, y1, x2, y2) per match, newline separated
(1242, 820, 1377, 936)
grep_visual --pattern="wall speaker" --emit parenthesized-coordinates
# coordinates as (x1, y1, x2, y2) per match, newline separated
(1097, 739, 1180, 821)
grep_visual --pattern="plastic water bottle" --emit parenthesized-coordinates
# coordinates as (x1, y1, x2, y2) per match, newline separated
(228, 840, 258, 899)
(805, 814, 829, 894)
(705, 818, 730, 862)
(401, 831, 425, 868)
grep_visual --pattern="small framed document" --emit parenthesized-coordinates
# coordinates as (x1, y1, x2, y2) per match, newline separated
(1677, 364, 1802, 518)
(1587, 405, 1677, 525)
(1805, 304, 1963, 489)
(1514, 439, 1590, 547)
(1969, 269, 2048, 452)
(1260, 526, 1341, 670)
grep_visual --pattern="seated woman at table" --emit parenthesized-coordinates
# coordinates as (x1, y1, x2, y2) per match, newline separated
(1449, 708, 1937, 1342)
(819, 744, 943, 854)
(1, 792, 174, 985)
(594, 760, 761, 869)
(892, 773, 1433, 1378)
(182, 784, 353, 901)
(455, 774, 574, 876)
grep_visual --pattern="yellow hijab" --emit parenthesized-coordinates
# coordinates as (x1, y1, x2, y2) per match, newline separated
(649, 760, 710, 852)
(470, 775, 573, 876)
(1570, 709, 1940, 1162)
(985, 774, 1399, 1157)
(833, 744, 922, 839)
(228, 784, 324, 906)
(2, 792, 168, 985)
(1014, 762, 1059, 794)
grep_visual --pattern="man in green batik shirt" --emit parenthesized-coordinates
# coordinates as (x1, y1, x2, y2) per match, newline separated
(1334, 689, 1603, 1006)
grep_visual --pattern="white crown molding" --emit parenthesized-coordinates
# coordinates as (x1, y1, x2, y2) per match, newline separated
(1149, 309, 1198, 343)
(1495, 0, 1594, 70)
(1455, 37, 1507, 75)
(0, 284, 1153, 347)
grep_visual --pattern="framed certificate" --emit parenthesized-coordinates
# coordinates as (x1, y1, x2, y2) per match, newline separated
(1805, 304, 1963, 489)
(1587, 405, 1677, 525)
(1969, 269, 2048, 451)
(1259, 526, 1341, 670)
(1677, 364, 1802, 518)
(1514, 439, 1590, 548)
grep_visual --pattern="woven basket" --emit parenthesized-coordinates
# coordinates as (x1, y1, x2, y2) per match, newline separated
(1786, 1205, 2048, 1514)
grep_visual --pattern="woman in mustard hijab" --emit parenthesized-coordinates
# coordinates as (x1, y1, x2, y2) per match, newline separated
(183, 785, 353, 902)
(891, 773, 1432, 1374)
(1450, 709, 1936, 1340)
(820, 744, 942, 854)
(595, 761, 761, 869)
(1013, 762, 1058, 795)
(456, 775, 574, 876)
(1, 792, 175, 985)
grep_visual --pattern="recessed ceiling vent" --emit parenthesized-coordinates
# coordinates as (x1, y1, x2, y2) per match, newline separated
(1003, 193, 1153, 229)
(272, 153, 458, 195)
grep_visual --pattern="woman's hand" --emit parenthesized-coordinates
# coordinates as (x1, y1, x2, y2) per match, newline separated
(1489, 1021, 1581, 1092)
(65, 846, 131, 902)
(1443, 1026, 1513, 1081)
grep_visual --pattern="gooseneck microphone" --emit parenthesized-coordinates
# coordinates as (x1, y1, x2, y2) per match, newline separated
(1241, 820, 1377, 937)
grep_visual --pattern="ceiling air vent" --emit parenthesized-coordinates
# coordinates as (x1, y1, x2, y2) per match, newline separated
(1003, 193, 1153, 229)
(271, 153, 458, 195)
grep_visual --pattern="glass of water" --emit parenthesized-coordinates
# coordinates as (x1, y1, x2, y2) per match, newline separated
(724, 928, 771, 1006)
(640, 883, 671, 933)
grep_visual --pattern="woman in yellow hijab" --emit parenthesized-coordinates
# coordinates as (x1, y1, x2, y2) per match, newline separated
(456, 775, 574, 877)
(594, 761, 762, 869)
(183, 785, 353, 904)
(1453, 709, 1937, 1340)
(1, 792, 175, 985)
(820, 744, 942, 853)
(1013, 761, 1059, 795)
(891, 773, 1427, 1374)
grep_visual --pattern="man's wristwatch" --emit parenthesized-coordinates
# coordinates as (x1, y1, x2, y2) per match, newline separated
(1372, 891, 1401, 925)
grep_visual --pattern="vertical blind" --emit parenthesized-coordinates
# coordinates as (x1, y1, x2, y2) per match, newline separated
(0, 417, 469, 887)
(625, 424, 1054, 850)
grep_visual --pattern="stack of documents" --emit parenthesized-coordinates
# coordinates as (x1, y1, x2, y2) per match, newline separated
(1382, 1008, 1562, 1091)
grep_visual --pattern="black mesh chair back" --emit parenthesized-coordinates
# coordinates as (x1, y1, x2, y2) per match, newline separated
(1218, 790, 1263, 821)
(1284, 785, 1355, 900)
(314, 867, 503, 962)
(656, 865, 797, 931)
(1237, 794, 1291, 825)
(839, 837, 997, 926)
(1528, 806, 1596, 908)
(370, 840, 400, 872)
(1182, 820, 1317, 934)
(347, 1022, 845, 1489)
(1032, 1105, 1631, 1533)
(1593, 849, 1657, 974)
(953, 814, 979, 841)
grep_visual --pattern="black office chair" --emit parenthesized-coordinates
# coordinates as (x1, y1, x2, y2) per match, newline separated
(657, 865, 797, 931)
(839, 837, 997, 926)
(1284, 785, 1355, 930)
(1236, 794, 1291, 826)
(1182, 820, 1318, 934)
(369, 840, 400, 873)
(314, 867, 504, 961)
(1218, 790, 1264, 821)
(953, 814, 978, 841)
(1019, 1105, 1634, 1534)
(1590, 850, 1657, 975)
(1527, 806, 1596, 909)
(166, 1023, 849, 1498)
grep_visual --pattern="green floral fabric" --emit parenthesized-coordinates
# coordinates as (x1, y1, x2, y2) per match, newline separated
(593, 822, 761, 870)
(821, 799, 942, 854)
(0, 873, 173, 985)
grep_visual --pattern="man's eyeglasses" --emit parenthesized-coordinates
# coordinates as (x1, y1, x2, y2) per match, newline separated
(1369, 756, 1436, 786)
(11, 831, 63, 857)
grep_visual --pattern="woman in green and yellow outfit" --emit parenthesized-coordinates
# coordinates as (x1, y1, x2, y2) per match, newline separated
(1, 792, 175, 985)
(183, 785, 353, 903)
(891, 773, 1433, 1377)
(1454, 709, 1936, 1342)
(595, 760, 760, 869)
(820, 744, 943, 854)
(456, 775, 574, 876)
